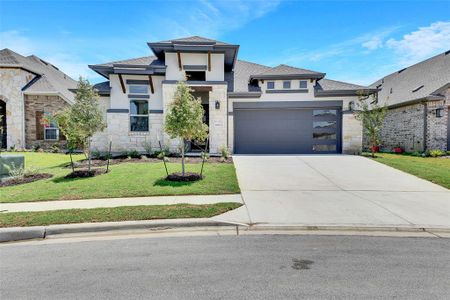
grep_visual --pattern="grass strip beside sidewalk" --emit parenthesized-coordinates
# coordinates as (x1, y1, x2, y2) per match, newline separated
(0, 203, 242, 228)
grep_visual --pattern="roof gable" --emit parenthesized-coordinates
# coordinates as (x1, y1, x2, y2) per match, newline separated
(371, 51, 450, 106)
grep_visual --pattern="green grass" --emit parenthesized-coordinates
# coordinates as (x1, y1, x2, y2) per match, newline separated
(369, 153, 450, 189)
(1, 152, 240, 203)
(0, 203, 242, 227)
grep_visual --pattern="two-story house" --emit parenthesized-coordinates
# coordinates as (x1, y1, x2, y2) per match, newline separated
(89, 36, 377, 155)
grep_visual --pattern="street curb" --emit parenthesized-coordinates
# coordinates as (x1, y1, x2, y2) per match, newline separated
(2, 221, 450, 243)
(244, 224, 450, 233)
(0, 219, 236, 243)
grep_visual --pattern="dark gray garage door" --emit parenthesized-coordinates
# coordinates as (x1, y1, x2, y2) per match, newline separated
(234, 101, 342, 154)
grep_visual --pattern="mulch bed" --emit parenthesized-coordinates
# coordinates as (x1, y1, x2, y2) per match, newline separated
(68, 156, 232, 168)
(0, 173, 53, 187)
(65, 168, 108, 179)
(166, 172, 203, 182)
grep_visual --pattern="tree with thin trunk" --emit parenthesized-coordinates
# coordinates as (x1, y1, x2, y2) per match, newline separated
(56, 77, 106, 172)
(165, 80, 208, 176)
(354, 92, 387, 158)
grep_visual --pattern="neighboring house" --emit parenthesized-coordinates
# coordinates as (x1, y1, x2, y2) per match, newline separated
(370, 51, 450, 152)
(0, 48, 77, 149)
(89, 36, 377, 155)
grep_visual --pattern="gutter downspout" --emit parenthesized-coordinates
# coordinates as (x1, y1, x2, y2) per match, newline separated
(423, 102, 428, 151)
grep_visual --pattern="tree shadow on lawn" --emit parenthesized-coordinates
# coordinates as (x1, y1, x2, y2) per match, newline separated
(153, 178, 197, 187)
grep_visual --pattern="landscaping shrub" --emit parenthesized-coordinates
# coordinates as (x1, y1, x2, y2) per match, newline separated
(220, 145, 230, 160)
(127, 149, 141, 159)
(428, 149, 445, 157)
(141, 140, 153, 156)
(50, 144, 60, 153)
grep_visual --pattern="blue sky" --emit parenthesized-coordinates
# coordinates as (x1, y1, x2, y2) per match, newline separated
(1, 0, 449, 85)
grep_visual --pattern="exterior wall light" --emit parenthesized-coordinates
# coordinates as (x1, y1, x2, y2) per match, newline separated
(215, 100, 220, 110)
(349, 101, 355, 111)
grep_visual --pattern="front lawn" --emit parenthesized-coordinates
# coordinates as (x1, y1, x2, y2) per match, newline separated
(1, 152, 240, 203)
(369, 153, 450, 189)
(0, 203, 242, 227)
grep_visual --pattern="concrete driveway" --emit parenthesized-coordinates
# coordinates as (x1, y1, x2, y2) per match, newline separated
(214, 155, 450, 230)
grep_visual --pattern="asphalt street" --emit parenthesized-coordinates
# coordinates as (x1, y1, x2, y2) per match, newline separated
(1, 234, 449, 299)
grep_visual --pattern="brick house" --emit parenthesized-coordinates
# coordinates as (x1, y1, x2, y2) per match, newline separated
(89, 36, 377, 155)
(0, 49, 77, 149)
(370, 51, 450, 152)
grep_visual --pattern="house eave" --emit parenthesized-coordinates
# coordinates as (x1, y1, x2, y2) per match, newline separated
(250, 73, 326, 81)
(315, 88, 378, 97)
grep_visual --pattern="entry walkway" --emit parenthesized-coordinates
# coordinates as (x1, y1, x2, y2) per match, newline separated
(0, 194, 243, 213)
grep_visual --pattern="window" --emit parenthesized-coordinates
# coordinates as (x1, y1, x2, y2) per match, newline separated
(129, 85, 148, 94)
(313, 109, 337, 117)
(283, 81, 291, 89)
(130, 100, 149, 131)
(44, 119, 59, 140)
(299, 80, 307, 89)
(267, 81, 275, 89)
(313, 144, 337, 152)
(313, 132, 337, 140)
(313, 121, 337, 129)
(185, 71, 206, 81)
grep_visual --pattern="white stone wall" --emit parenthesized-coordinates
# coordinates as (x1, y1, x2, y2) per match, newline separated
(342, 113, 362, 154)
(91, 112, 164, 154)
(0, 68, 31, 149)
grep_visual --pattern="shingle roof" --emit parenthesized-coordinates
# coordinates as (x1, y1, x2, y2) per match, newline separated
(316, 78, 367, 91)
(156, 36, 229, 45)
(93, 81, 111, 95)
(370, 51, 450, 106)
(227, 60, 272, 93)
(0, 48, 77, 103)
(257, 64, 324, 76)
(94, 56, 159, 67)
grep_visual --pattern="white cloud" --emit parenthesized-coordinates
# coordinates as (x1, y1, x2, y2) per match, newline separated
(362, 36, 383, 50)
(0, 30, 36, 54)
(0, 30, 97, 81)
(156, 0, 281, 39)
(386, 21, 450, 65)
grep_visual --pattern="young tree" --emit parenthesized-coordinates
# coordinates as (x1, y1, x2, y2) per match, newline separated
(165, 80, 208, 176)
(354, 92, 387, 158)
(57, 77, 106, 171)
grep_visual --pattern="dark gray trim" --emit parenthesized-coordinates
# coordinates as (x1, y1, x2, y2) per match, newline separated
(250, 73, 325, 80)
(107, 109, 129, 113)
(183, 65, 207, 71)
(149, 110, 163, 114)
(228, 111, 233, 116)
(114, 69, 154, 75)
(21, 74, 41, 91)
(162, 80, 227, 85)
(386, 96, 443, 109)
(233, 100, 343, 110)
(266, 89, 308, 94)
(315, 89, 378, 97)
(228, 92, 262, 98)
(126, 79, 150, 85)
(128, 94, 150, 99)
(173, 45, 214, 51)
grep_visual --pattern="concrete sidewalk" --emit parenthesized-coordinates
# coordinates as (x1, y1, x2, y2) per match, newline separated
(0, 194, 243, 213)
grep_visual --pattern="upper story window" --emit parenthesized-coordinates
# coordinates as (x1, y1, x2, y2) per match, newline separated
(267, 81, 275, 89)
(130, 100, 149, 132)
(299, 80, 307, 89)
(283, 81, 291, 89)
(129, 85, 148, 94)
(186, 71, 206, 81)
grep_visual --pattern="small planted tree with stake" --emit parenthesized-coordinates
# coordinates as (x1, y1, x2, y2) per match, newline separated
(56, 77, 106, 175)
(165, 80, 208, 181)
(354, 92, 387, 158)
